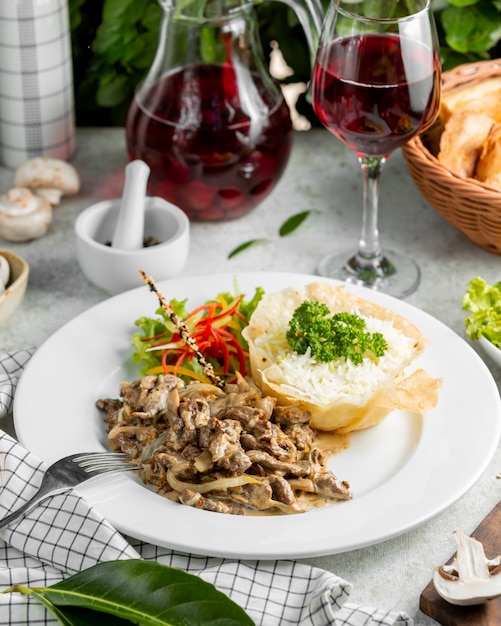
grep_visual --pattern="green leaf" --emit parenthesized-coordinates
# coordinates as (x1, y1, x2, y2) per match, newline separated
(129, 38, 158, 70)
(1, 587, 100, 626)
(200, 26, 226, 63)
(142, 2, 163, 30)
(278, 210, 317, 236)
(441, 3, 501, 53)
(9, 560, 254, 626)
(96, 74, 133, 108)
(37, 601, 131, 626)
(102, 0, 145, 25)
(228, 239, 268, 259)
(68, 0, 85, 30)
(446, 0, 479, 6)
(121, 36, 148, 66)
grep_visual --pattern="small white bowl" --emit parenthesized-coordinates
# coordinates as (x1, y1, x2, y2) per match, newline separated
(478, 335, 501, 369)
(0, 249, 29, 324)
(75, 197, 190, 294)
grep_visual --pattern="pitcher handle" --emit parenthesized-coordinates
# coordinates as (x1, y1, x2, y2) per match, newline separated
(276, 0, 324, 73)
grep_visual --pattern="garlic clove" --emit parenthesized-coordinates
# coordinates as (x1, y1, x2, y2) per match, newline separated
(0, 253, 10, 288)
(433, 531, 501, 606)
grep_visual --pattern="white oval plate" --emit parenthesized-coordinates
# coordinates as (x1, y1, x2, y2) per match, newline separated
(14, 272, 501, 559)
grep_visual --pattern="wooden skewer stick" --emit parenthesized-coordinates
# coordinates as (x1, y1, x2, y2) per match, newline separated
(140, 270, 225, 388)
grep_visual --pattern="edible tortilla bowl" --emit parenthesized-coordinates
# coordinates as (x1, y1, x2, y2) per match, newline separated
(243, 283, 441, 434)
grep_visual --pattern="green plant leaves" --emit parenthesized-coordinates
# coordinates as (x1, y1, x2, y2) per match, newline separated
(441, 2, 501, 53)
(70, 0, 161, 124)
(68, 0, 501, 124)
(6, 560, 254, 626)
(432, 0, 501, 66)
(96, 74, 131, 108)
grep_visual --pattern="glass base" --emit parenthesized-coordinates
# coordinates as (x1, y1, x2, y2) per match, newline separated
(317, 248, 420, 299)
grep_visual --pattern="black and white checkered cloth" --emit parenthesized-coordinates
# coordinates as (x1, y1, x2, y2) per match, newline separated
(0, 350, 413, 625)
(0, 348, 35, 418)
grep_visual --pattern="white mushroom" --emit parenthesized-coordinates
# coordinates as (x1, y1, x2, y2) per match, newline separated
(14, 157, 80, 206)
(0, 188, 52, 242)
(433, 531, 501, 606)
(0, 254, 9, 285)
(0, 254, 9, 295)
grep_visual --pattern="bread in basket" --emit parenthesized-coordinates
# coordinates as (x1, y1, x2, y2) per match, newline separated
(402, 59, 501, 255)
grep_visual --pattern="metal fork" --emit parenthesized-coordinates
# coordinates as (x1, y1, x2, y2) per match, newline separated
(0, 451, 140, 529)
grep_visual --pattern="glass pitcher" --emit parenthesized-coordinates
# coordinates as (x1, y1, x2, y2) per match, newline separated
(125, 0, 323, 222)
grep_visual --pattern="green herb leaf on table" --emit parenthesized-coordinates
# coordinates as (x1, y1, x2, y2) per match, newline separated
(228, 210, 316, 260)
(5, 560, 255, 626)
(278, 210, 317, 236)
(228, 238, 269, 259)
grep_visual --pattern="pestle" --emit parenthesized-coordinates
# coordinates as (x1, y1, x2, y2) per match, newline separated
(111, 159, 150, 250)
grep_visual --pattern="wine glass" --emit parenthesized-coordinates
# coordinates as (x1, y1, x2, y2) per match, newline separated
(311, 0, 441, 298)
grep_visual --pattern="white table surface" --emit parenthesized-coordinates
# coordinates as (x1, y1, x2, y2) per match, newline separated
(1, 127, 501, 625)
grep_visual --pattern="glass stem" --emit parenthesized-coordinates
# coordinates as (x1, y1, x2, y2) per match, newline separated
(358, 155, 384, 259)
(348, 155, 396, 280)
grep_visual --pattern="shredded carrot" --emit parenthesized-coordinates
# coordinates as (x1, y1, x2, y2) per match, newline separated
(146, 364, 212, 384)
(141, 294, 251, 384)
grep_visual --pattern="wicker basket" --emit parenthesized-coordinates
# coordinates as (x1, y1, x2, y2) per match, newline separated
(401, 59, 501, 255)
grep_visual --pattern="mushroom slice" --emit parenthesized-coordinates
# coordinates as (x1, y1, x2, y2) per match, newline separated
(433, 531, 501, 606)
(0, 187, 52, 242)
(14, 157, 80, 206)
(0, 254, 9, 289)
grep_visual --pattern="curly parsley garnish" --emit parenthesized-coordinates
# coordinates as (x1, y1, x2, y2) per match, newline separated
(286, 300, 388, 365)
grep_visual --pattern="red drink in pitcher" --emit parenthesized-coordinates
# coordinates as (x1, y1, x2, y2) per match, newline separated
(126, 64, 293, 222)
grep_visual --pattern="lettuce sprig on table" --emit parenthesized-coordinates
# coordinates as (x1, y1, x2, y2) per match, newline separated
(463, 277, 501, 347)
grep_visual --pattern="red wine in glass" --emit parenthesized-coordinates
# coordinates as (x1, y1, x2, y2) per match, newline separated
(313, 34, 440, 158)
(311, 0, 441, 298)
(126, 64, 293, 222)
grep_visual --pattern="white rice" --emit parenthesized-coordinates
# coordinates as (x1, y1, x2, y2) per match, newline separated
(254, 314, 415, 406)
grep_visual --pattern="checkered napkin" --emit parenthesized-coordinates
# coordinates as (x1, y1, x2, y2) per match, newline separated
(0, 348, 36, 418)
(0, 350, 413, 626)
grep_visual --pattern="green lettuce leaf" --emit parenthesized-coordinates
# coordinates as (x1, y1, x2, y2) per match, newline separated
(462, 277, 501, 346)
(131, 298, 189, 375)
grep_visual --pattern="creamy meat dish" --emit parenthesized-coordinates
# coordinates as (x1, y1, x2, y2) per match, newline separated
(97, 373, 353, 515)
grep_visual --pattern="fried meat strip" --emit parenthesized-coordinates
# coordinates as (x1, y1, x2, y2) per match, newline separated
(121, 374, 183, 419)
(180, 489, 244, 514)
(98, 374, 353, 515)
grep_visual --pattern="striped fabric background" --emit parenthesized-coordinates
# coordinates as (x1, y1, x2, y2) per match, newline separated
(0, 0, 75, 169)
